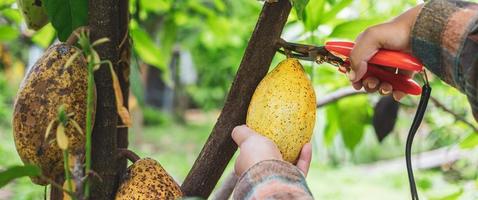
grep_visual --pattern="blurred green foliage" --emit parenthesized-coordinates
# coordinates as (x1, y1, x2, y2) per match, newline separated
(0, 72, 12, 125)
(1, 0, 478, 199)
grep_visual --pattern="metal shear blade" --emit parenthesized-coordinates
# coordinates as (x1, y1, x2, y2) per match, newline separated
(277, 39, 345, 66)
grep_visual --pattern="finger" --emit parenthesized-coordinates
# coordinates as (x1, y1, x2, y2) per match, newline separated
(349, 28, 381, 82)
(231, 125, 256, 146)
(363, 77, 379, 90)
(296, 143, 312, 177)
(393, 91, 407, 101)
(352, 82, 363, 90)
(234, 156, 245, 176)
(347, 61, 369, 83)
(379, 82, 393, 95)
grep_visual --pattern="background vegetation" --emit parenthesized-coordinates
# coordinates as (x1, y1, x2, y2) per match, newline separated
(1, 0, 478, 199)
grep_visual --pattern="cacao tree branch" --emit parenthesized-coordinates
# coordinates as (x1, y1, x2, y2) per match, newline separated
(359, 146, 466, 173)
(181, 0, 292, 198)
(430, 96, 478, 132)
(317, 87, 366, 108)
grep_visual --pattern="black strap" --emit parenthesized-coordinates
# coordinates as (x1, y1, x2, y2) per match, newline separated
(405, 84, 431, 200)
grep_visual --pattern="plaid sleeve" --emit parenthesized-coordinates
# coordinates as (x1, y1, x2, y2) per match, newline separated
(233, 160, 313, 200)
(411, 0, 478, 120)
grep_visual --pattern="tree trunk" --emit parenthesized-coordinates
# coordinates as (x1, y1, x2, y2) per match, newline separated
(180, 1, 292, 198)
(116, 0, 131, 192)
(89, 0, 129, 198)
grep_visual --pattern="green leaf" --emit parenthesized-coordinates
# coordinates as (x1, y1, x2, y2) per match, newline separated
(0, 26, 19, 41)
(0, 165, 41, 188)
(292, 0, 310, 20)
(2, 8, 23, 24)
(459, 133, 478, 149)
(329, 18, 384, 39)
(44, 0, 88, 41)
(302, 0, 324, 31)
(337, 95, 371, 151)
(130, 24, 167, 70)
(159, 16, 178, 66)
(31, 23, 56, 48)
(320, 0, 353, 24)
(324, 103, 339, 146)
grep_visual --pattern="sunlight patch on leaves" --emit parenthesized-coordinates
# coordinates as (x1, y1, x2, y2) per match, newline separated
(329, 18, 384, 39)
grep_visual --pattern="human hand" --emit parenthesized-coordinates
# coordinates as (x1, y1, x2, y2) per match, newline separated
(231, 125, 312, 177)
(348, 4, 423, 101)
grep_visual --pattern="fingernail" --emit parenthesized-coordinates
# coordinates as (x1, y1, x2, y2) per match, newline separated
(338, 66, 347, 73)
(368, 81, 377, 89)
(381, 88, 391, 95)
(347, 70, 356, 81)
(393, 92, 406, 101)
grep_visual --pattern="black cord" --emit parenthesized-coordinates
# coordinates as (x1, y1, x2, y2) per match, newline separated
(405, 84, 431, 200)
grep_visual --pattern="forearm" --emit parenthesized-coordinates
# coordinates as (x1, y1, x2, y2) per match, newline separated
(411, 0, 478, 119)
(233, 160, 313, 200)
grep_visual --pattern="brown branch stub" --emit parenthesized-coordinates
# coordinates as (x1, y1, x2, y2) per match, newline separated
(117, 148, 140, 163)
(180, 0, 292, 198)
(65, 26, 89, 46)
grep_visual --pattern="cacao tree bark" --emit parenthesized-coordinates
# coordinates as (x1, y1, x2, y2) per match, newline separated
(181, 0, 292, 198)
(116, 0, 130, 193)
(88, 0, 129, 198)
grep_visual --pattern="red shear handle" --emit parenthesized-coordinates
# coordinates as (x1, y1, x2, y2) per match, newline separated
(325, 41, 423, 72)
(364, 64, 422, 95)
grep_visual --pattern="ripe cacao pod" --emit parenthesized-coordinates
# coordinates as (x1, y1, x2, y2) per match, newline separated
(246, 58, 316, 163)
(115, 158, 183, 199)
(13, 43, 90, 185)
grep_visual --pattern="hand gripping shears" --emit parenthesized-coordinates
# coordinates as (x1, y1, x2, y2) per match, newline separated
(277, 39, 424, 95)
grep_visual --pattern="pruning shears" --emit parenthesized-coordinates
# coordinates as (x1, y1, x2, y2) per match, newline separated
(278, 39, 431, 200)
(278, 39, 424, 95)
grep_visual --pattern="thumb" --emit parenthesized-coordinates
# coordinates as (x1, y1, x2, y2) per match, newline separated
(231, 125, 256, 147)
(296, 143, 312, 176)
